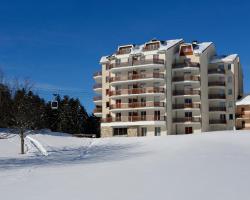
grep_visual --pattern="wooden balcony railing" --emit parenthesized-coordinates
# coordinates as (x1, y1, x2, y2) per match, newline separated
(93, 71, 102, 77)
(93, 96, 102, 101)
(172, 62, 200, 69)
(209, 107, 227, 112)
(109, 72, 165, 83)
(208, 94, 226, 99)
(172, 117, 201, 123)
(208, 69, 225, 74)
(172, 90, 200, 96)
(93, 84, 102, 89)
(208, 81, 226, 87)
(209, 119, 227, 124)
(236, 114, 250, 119)
(172, 75, 200, 82)
(93, 108, 102, 113)
(108, 59, 165, 69)
(102, 115, 166, 123)
(110, 102, 165, 109)
(172, 103, 200, 109)
(109, 87, 165, 96)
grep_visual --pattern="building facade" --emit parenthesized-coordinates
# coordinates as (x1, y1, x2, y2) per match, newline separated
(236, 95, 250, 130)
(93, 39, 243, 137)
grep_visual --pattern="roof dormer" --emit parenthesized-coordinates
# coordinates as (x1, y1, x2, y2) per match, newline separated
(117, 45, 133, 55)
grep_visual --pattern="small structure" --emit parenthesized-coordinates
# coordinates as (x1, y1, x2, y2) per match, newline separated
(236, 95, 250, 130)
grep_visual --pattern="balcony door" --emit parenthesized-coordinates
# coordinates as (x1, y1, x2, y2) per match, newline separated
(185, 127, 193, 134)
(185, 98, 192, 107)
(154, 110, 160, 121)
(185, 112, 192, 121)
(116, 99, 121, 108)
(242, 121, 246, 128)
(129, 98, 138, 108)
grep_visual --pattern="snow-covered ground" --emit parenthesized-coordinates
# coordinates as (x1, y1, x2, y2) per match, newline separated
(1, 130, 250, 200)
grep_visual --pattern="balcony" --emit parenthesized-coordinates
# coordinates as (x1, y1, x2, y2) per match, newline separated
(93, 107, 102, 113)
(93, 71, 102, 77)
(109, 72, 164, 83)
(108, 59, 165, 70)
(93, 96, 102, 101)
(209, 119, 227, 124)
(172, 62, 200, 69)
(110, 102, 165, 110)
(209, 106, 227, 112)
(172, 117, 201, 123)
(208, 81, 226, 87)
(172, 75, 200, 82)
(208, 69, 225, 75)
(109, 87, 165, 96)
(236, 114, 250, 119)
(102, 115, 166, 123)
(208, 94, 226, 99)
(172, 90, 200, 96)
(172, 103, 200, 110)
(93, 83, 102, 90)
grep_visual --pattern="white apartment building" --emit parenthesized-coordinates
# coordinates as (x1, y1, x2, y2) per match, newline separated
(93, 39, 243, 137)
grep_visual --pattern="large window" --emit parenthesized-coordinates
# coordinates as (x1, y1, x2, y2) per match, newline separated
(155, 127, 161, 136)
(113, 128, 127, 136)
(141, 127, 147, 137)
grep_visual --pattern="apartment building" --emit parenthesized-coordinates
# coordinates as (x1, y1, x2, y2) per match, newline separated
(236, 95, 250, 130)
(93, 39, 243, 137)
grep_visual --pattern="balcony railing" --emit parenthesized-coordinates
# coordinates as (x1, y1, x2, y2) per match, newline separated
(108, 59, 165, 69)
(102, 115, 166, 123)
(109, 87, 165, 96)
(110, 102, 165, 109)
(93, 84, 102, 89)
(209, 107, 227, 112)
(209, 119, 227, 124)
(208, 81, 226, 87)
(236, 114, 250, 118)
(109, 72, 165, 83)
(172, 117, 201, 123)
(172, 62, 200, 69)
(208, 94, 226, 99)
(93, 71, 102, 77)
(172, 103, 200, 109)
(93, 96, 102, 101)
(208, 69, 225, 74)
(93, 108, 102, 113)
(172, 90, 200, 96)
(172, 75, 200, 82)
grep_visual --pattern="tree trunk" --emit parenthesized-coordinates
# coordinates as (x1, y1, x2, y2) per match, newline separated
(20, 128, 25, 154)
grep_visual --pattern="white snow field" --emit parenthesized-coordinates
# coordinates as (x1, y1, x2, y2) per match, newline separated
(1, 130, 250, 200)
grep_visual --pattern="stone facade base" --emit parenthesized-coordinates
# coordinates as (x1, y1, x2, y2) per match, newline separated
(101, 126, 113, 137)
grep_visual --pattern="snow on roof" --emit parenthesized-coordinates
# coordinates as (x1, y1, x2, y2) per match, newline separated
(236, 95, 250, 106)
(99, 56, 109, 63)
(193, 42, 213, 54)
(210, 54, 238, 64)
(158, 39, 183, 51)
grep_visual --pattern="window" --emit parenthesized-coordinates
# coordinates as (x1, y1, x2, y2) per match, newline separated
(154, 110, 160, 120)
(113, 128, 127, 136)
(106, 76, 109, 83)
(185, 112, 192, 118)
(106, 102, 110, 108)
(141, 127, 147, 136)
(141, 111, 146, 120)
(155, 127, 161, 136)
(228, 64, 231, 70)
(153, 54, 159, 60)
(106, 89, 109, 95)
(228, 89, 232, 95)
(229, 114, 234, 120)
(116, 59, 121, 65)
(115, 113, 121, 121)
(228, 76, 232, 83)
(185, 127, 193, 134)
(185, 99, 192, 104)
(228, 101, 233, 108)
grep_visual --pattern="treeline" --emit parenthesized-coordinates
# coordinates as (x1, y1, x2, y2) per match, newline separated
(0, 82, 100, 137)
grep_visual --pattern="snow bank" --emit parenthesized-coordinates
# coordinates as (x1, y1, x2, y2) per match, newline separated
(1, 130, 250, 200)
(26, 135, 48, 156)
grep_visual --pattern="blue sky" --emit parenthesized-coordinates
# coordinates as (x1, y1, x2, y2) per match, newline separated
(0, 0, 249, 113)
